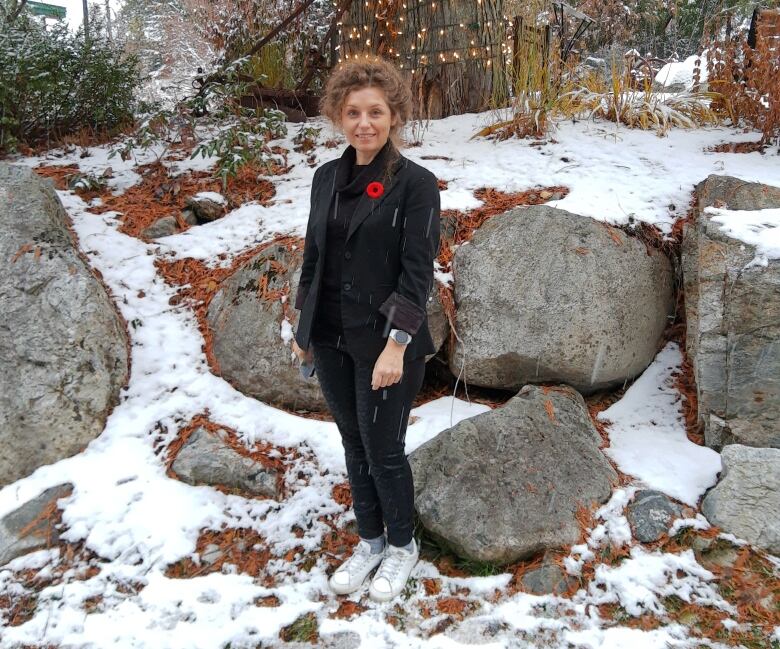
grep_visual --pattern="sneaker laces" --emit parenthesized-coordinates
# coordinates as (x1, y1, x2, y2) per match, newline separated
(338, 541, 375, 574)
(374, 545, 410, 583)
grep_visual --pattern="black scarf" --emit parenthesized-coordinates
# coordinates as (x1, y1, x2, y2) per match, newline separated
(334, 139, 395, 197)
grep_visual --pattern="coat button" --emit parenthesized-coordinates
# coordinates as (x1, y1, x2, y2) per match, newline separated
(343, 282, 352, 291)
(344, 251, 351, 260)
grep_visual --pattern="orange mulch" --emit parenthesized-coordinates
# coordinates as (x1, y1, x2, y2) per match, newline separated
(435, 596, 470, 617)
(606, 523, 780, 641)
(162, 415, 320, 584)
(707, 141, 767, 154)
(32, 164, 81, 190)
(0, 504, 106, 628)
(83, 161, 275, 238)
(164, 526, 274, 584)
(422, 578, 443, 596)
(331, 481, 353, 508)
(329, 600, 368, 619)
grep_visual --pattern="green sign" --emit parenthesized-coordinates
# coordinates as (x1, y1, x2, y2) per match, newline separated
(28, 1, 66, 19)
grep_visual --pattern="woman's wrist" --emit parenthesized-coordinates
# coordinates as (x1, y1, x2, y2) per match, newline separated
(385, 338, 407, 354)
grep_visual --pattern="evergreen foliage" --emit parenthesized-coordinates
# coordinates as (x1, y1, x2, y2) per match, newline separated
(0, 1, 142, 152)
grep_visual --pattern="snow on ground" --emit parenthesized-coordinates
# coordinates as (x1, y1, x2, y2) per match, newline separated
(597, 342, 721, 507)
(21, 111, 777, 266)
(2, 113, 777, 647)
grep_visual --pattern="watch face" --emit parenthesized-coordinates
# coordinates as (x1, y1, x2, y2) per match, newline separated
(395, 330, 410, 344)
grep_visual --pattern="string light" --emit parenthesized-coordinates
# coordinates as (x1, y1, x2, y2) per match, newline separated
(339, 0, 511, 73)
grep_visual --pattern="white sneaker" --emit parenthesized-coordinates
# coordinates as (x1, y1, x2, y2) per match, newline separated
(368, 538, 419, 602)
(328, 540, 385, 595)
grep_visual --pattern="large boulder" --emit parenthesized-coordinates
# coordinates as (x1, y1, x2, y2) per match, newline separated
(682, 175, 780, 449)
(208, 243, 446, 411)
(426, 284, 449, 360)
(450, 206, 674, 393)
(701, 444, 780, 554)
(409, 384, 618, 564)
(207, 243, 327, 411)
(0, 164, 129, 486)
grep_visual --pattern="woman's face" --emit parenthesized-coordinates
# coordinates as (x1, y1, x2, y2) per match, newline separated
(340, 86, 398, 164)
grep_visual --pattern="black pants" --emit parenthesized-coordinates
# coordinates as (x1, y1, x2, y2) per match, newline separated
(311, 339, 426, 547)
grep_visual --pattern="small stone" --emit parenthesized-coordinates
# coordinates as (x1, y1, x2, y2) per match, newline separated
(181, 209, 198, 226)
(520, 553, 578, 595)
(141, 215, 177, 239)
(697, 540, 741, 571)
(172, 428, 280, 498)
(0, 484, 73, 566)
(186, 195, 225, 222)
(200, 543, 222, 565)
(701, 445, 780, 553)
(627, 489, 682, 543)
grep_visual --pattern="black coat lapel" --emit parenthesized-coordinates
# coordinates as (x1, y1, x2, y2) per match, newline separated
(313, 164, 338, 253)
(346, 155, 404, 243)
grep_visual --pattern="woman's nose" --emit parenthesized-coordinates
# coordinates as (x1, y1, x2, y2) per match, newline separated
(358, 112, 371, 127)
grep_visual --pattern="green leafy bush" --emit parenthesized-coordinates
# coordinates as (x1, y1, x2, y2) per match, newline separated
(0, 7, 142, 152)
(112, 57, 288, 188)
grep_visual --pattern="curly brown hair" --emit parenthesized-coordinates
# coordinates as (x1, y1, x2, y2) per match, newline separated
(320, 58, 413, 176)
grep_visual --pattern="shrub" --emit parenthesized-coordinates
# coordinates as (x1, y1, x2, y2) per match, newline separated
(0, 7, 142, 152)
(111, 57, 288, 188)
(556, 63, 720, 135)
(706, 22, 780, 147)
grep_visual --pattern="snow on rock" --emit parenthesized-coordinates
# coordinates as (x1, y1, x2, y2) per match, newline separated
(654, 54, 709, 91)
(193, 191, 227, 205)
(704, 206, 780, 267)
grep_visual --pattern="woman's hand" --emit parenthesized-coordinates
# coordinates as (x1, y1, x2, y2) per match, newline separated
(292, 339, 312, 364)
(372, 343, 405, 390)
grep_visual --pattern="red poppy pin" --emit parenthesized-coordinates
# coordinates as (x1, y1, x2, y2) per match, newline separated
(366, 181, 384, 199)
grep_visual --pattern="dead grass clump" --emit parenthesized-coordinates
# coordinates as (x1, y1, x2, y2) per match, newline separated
(279, 611, 319, 643)
(474, 112, 550, 141)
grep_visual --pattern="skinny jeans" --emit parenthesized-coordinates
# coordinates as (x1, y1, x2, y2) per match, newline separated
(311, 338, 425, 547)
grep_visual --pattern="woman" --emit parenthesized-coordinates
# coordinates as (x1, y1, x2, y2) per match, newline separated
(291, 58, 440, 602)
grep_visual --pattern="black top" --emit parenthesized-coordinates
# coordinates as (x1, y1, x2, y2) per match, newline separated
(312, 141, 392, 348)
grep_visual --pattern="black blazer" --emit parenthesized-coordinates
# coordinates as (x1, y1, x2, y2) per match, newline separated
(293, 145, 441, 363)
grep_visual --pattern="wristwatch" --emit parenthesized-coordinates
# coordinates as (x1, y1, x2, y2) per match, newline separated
(389, 328, 412, 345)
